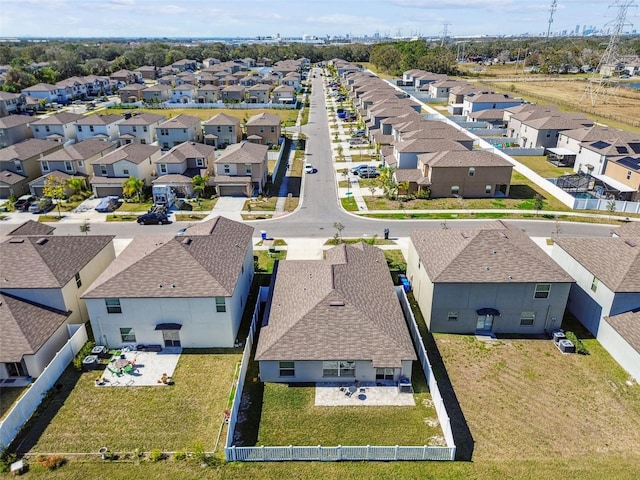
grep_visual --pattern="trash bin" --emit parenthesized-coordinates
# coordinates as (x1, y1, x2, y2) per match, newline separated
(384, 228, 389, 240)
(261, 230, 267, 240)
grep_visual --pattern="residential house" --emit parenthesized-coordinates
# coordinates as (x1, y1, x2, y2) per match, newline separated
(462, 92, 524, 117)
(172, 59, 198, 72)
(196, 84, 221, 104)
(141, 84, 172, 104)
(448, 85, 484, 115)
(245, 112, 281, 146)
(117, 112, 166, 145)
(407, 222, 573, 334)
(119, 84, 146, 103)
(255, 243, 416, 384)
(156, 114, 203, 151)
(203, 113, 242, 148)
(82, 217, 254, 349)
(21, 83, 59, 104)
(281, 72, 301, 91)
(0, 115, 33, 147)
(551, 236, 640, 381)
(30, 139, 117, 197)
(0, 92, 24, 117)
(602, 156, 640, 201)
(272, 85, 296, 104)
(507, 106, 593, 149)
(153, 141, 216, 197)
(171, 84, 197, 103)
(89, 143, 161, 197)
(428, 79, 466, 99)
(248, 84, 270, 104)
(75, 114, 124, 142)
(54, 77, 87, 103)
(110, 69, 141, 86)
(0, 234, 115, 327)
(220, 85, 246, 103)
(30, 112, 84, 143)
(0, 292, 72, 379)
(392, 138, 470, 170)
(0, 139, 63, 198)
(214, 141, 268, 196)
(134, 65, 158, 81)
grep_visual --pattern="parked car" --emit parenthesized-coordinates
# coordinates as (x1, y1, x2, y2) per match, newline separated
(349, 138, 367, 146)
(358, 168, 380, 178)
(136, 211, 169, 225)
(13, 194, 35, 211)
(350, 164, 372, 175)
(29, 197, 53, 214)
(352, 130, 366, 137)
(305, 163, 316, 174)
(94, 196, 120, 213)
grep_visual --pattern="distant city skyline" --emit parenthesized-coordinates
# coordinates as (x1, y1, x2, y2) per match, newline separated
(1, 0, 637, 39)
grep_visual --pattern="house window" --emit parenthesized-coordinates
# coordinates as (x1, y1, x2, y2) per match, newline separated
(159, 164, 167, 174)
(123, 167, 129, 175)
(224, 164, 230, 174)
(100, 165, 107, 175)
(105, 298, 122, 314)
(534, 283, 551, 299)
(143, 126, 148, 132)
(75, 272, 82, 288)
(270, 126, 275, 133)
(78, 126, 83, 132)
(228, 126, 232, 132)
(215, 297, 226, 312)
(217, 126, 221, 132)
(78, 160, 83, 167)
(591, 276, 599, 292)
(627, 170, 632, 180)
(485, 185, 492, 194)
(322, 360, 355, 377)
(376, 368, 395, 380)
(451, 185, 459, 195)
(160, 129, 168, 136)
(140, 139, 146, 144)
(468, 167, 475, 177)
(245, 163, 252, 175)
(279, 361, 295, 377)
(520, 312, 535, 326)
(64, 161, 73, 172)
(42, 161, 49, 172)
(162, 142, 169, 150)
(14, 161, 22, 172)
(120, 327, 136, 343)
(196, 158, 205, 167)
(260, 127, 264, 133)
(89, 125, 94, 132)
(447, 312, 458, 322)
(132, 126, 137, 132)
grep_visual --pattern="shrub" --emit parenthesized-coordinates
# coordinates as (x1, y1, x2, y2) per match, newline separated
(565, 331, 589, 355)
(35, 454, 66, 470)
(173, 450, 187, 461)
(190, 441, 206, 464)
(149, 449, 164, 462)
(0, 447, 17, 473)
(72, 341, 96, 371)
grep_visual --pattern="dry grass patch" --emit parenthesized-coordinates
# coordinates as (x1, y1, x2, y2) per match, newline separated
(434, 329, 640, 462)
(0, 386, 27, 420)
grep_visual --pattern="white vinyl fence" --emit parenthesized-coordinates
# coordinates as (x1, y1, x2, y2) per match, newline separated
(0, 324, 87, 449)
(223, 285, 456, 462)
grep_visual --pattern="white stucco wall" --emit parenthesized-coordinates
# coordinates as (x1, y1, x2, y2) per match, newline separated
(597, 320, 640, 382)
(22, 321, 70, 378)
(259, 360, 411, 384)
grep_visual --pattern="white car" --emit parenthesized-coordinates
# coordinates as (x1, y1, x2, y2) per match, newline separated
(305, 164, 315, 174)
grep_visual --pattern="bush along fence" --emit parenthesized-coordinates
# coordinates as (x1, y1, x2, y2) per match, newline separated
(223, 286, 456, 462)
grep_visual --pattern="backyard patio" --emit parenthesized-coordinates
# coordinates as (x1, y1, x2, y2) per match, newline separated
(96, 347, 181, 387)
(315, 382, 416, 406)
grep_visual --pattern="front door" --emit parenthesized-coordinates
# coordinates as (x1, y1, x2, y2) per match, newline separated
(162, 330, 181, 347)
(476, 315, 494, 332)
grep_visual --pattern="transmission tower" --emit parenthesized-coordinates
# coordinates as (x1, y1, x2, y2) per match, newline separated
(581, 0, 637, 106)
(440, 23, 451, 47)
(546, 0, 558, 39)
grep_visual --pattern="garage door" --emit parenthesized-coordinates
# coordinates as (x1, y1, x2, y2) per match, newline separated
(219, 185, 248, 197)
(94, 186, 123, 197)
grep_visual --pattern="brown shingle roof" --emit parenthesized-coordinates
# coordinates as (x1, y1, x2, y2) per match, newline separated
(82, 217, 253, 299)
(158, 114, 201, 129)
(156, 141, 215, 164)
(0, 293, 70, 363)
(30, 112, 85, 126)
(76, 114, 123, 126)
(411, 222, 574, 284)
(255, 243, 416, 367)
(420, 150, 514, 168)
(203, 113, 240, 127)
(603, 310, 640, 354)
(41, 139, 116, 162)
(90, 143, 159, 166)
(118, 113, 166, 126)
(215, 141, 267, 164)
(0, 235, 114, 288)
(6, 220, 55, 236)
(0, 114, 32, 129)
(0, 139, 61, 162)
(246, 112, 280, 126)
(553, 237, 640, 292)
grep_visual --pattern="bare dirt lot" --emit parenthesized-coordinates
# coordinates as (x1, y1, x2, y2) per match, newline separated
(434, 329, 640, 464)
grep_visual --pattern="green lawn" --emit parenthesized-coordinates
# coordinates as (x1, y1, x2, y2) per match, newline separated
(512, 155, 574, 178)
(341, 196, 358, 211)
(254, 250, 286, 274)
(383, 249, 407, 272)
(174, 213, 208, 221)
(244, 197, 277, 212)
(24, 349, 241, 454)
(106, 213, 138, 222)
(0, 387, 27, 420)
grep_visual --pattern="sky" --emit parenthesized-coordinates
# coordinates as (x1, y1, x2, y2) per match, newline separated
(0, 0, 635, 39)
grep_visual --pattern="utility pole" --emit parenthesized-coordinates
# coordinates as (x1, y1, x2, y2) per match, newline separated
(546, 0, 558, 40)
(581, 0, 637, 106)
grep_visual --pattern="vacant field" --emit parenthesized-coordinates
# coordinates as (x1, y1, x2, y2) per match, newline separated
(434, 323, 640, 464)
(19, 350, 241, 454)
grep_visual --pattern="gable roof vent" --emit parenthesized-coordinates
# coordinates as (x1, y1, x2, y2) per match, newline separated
(181, 237, 192, 245)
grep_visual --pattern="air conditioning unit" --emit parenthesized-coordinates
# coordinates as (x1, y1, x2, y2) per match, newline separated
(552, 330, 566, 344)
(558, 339, 575, 353)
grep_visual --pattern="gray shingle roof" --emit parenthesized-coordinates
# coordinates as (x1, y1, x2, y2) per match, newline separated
(158, 114, 201, 128)
(203, 113, 240, 127)
(90, 143, 160, 166)
(76, 114, 123, 126)
(411, 222, 574, 284)
(30, 112, 85, 126)
(603, 310, 640, 354)
(255, 243, 416, 367)
(82, 216, 253, 299)
(6, 220, 55, 236)
(246, 112, 280, 126)
(118, 112, 166, 126)
(0, 293, 70, 363)
(0, 115, 32, 129)
(156, 141, 215, 164)
(0, 139, 61, 162)
(215, 141, 267, 164)
(420, 150, 514, 168)
(41, 139, 116, 162)
(614, 222, 640, 238)
(553, 237, 640, 292)
(0, 235, 114, 288)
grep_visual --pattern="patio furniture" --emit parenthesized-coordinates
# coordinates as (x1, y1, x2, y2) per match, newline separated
(107, 366, 122, 377)
(123, 364, 134, 375)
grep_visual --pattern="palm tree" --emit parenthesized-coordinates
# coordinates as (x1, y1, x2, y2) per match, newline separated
(192, 174, 210, 201)
(121, 176, 145, 203)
